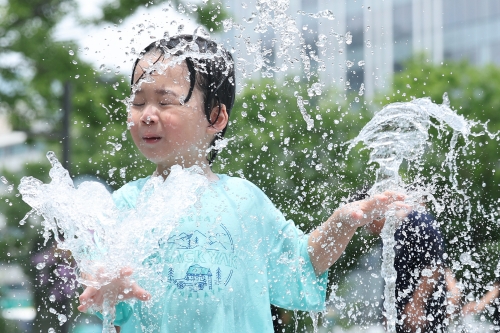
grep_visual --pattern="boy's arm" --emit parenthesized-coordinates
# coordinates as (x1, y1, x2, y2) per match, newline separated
(308, 191, 408, 275)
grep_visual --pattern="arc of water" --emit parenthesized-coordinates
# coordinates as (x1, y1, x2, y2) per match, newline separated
(348, 94, 470, 332)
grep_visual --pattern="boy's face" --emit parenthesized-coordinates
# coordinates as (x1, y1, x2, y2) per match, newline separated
(128, 53, 214, 168)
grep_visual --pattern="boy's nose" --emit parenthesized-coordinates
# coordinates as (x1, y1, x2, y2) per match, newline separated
(140, 106, 159, 125)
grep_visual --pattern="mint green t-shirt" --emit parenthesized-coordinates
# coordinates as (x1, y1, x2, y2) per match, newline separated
(111, 174, 327, 332)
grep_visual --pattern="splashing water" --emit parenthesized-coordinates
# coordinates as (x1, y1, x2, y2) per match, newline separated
(18, 152, 209, 333)
(348, 94, 473, 332)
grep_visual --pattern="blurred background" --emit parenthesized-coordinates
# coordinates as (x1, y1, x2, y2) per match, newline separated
(1, 0, 500, 332)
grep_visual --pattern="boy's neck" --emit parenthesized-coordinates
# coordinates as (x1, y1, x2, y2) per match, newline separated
(154, 162, 219, 181)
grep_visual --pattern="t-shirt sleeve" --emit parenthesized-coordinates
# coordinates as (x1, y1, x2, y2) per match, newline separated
(95, 302, 134, 326)
(250, 185, 327, 311)
(112, 177, 150, 210)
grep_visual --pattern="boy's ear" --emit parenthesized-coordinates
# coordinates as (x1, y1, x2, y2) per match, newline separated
(207, 104, 229, 134)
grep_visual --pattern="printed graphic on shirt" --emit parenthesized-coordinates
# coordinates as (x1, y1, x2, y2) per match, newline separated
(163, 224, 238, 294)
(169, 264, 212, 291)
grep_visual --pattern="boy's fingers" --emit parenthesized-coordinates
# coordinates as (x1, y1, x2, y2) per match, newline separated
(79, 286, 97, 302)
(119, 267, 134, 278)
(132, 283, 151, 301)
(78, 288, 96, 312)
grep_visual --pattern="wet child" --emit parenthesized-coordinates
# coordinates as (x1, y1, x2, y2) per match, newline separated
(77, 34, 409, 333)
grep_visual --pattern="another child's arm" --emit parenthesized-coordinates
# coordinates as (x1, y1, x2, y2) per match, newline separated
(402, 265, 441, 332)
(308, 191, 408, 275)
(445, 268, 462, 317)
(462, 282, 500, 315)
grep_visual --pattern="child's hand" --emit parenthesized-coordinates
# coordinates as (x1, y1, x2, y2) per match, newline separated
(309, 191, 410, 275)
(461, 302, 478, 316)
(335, 190, 409, 228)
(77, 267, 151, 313)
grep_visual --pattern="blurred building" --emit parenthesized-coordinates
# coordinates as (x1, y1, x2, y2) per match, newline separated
(220, 0, 500, 97)
(0, 112, 43, 172)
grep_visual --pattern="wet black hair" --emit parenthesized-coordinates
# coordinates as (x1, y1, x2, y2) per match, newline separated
(131, 34, 236, 164)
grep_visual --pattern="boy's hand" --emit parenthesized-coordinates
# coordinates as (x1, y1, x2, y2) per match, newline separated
(309, 190, 409, 275)
(335, 190, 409, 228)
(77, 267, 151, 313)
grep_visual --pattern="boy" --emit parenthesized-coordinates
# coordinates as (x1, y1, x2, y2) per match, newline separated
(77, 35, 409, 332)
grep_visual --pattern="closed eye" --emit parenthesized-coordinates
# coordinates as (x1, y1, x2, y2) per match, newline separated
(159, 99, 179, 106)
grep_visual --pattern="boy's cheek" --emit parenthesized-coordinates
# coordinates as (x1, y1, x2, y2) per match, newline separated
(126, 118, 136, 129)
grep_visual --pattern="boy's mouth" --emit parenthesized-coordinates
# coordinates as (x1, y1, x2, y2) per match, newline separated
(142, 135, 162, 143)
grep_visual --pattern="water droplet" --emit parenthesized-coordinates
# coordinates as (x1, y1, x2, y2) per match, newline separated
(0, 176, 8, 184)
(358, 60, 365, 66)
(293, 76, 300, 83)
(68, 50, 74, 56)
(346, 60, 354, 68)
(58, 313, 67, 324)
(108, 167, 117, 178)
(193, 26, 211, 40)
(72, 60, 77, 65)
(48, 328, 56, 333)
(36, 262, 46, 270)
(366, 40, 372, 48)
(49, 295, 56, 302)
(345, 32, 352, 45)
(316, 34, 327, 47)
(46, 151, 58, 166)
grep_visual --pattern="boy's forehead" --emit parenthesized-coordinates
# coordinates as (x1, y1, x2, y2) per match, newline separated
(133, 53, 188, 83)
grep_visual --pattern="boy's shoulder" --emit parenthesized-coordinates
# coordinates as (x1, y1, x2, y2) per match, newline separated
(114, 176, 150, 193)
(217, 174, 262, 192)
(112, 176, 151, 209)
(217, 174, 271, 200)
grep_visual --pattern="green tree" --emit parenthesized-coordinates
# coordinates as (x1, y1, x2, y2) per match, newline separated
(98, 0, 229, 33)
